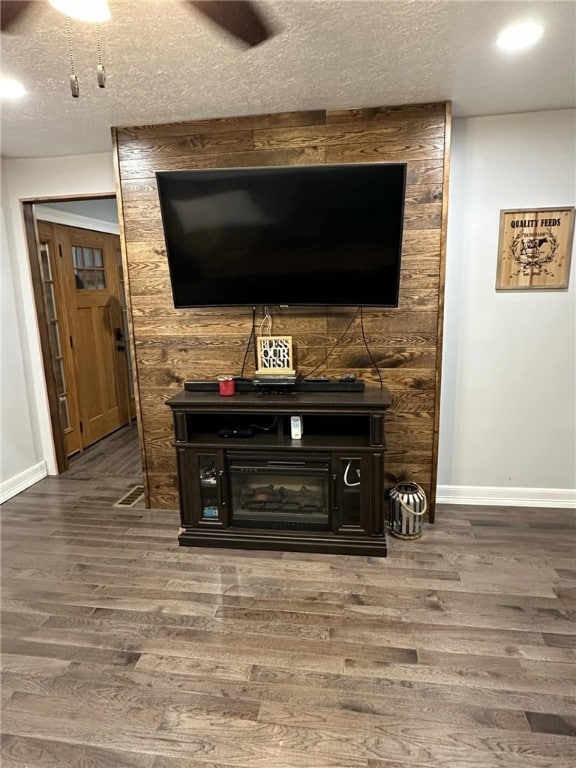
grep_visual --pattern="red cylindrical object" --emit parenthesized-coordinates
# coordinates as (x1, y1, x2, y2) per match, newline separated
(218, 376, 235, 396)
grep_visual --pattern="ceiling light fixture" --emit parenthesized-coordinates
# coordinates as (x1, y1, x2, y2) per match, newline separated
(0, 76, 27, 100)
(497, 21, 544, 52)
(48, 0, 111, 24)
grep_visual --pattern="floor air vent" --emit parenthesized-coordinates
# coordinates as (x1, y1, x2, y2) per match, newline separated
(114, 485, 145, 507)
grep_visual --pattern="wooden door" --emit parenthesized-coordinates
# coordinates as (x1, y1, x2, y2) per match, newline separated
(65, 226, 130, 447)
(37, 221, 133, 452)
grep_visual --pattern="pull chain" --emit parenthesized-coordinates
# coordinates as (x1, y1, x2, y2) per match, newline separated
(96, 24, 106, 88)
(67, 16, 79, 98)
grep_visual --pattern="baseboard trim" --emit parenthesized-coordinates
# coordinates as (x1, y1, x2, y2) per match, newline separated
(437, 484, 576, 509)
(0, 461, 47, 505)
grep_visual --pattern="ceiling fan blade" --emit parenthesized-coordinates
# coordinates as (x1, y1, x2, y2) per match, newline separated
(187, 1, 273, 47)
(0, 0, 32, 31)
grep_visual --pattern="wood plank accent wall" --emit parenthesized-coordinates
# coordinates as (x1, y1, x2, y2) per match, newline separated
(112, 102, 451, 519)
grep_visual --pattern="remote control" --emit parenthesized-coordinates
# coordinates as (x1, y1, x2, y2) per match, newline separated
(290, 416, 303, 440)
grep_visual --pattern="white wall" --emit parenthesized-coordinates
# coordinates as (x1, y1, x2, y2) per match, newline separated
(438, 109, 576, 507)
(0, 194, 44, 502)
(1, 153, 116, 497)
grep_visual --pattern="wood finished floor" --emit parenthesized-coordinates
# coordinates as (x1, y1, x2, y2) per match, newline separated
(1, 425, 575, 767)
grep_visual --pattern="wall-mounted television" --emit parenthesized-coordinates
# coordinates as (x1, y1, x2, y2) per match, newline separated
(156, 163, 406, 307)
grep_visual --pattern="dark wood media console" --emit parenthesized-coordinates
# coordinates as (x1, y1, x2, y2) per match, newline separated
(166, 388, 392, 556)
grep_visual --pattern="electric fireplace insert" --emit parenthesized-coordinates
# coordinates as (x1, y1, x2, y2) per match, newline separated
(228, 454, 331, 530)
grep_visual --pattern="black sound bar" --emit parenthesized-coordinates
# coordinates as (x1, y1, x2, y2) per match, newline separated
(184, 379, 365, 393)
(184, 380, 251, 392)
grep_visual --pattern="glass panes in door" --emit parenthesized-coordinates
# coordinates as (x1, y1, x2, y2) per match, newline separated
(72, 245, 106, 290)
(39, 242, 71, 431)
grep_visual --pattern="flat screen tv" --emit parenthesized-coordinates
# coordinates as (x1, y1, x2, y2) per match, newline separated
(156, 163, 406, 307)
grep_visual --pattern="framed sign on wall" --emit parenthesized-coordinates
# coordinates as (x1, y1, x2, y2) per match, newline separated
(496, 207, 575, 290)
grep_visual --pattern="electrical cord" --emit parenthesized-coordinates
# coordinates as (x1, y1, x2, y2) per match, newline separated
(303, 307, 361, 379)
(240, 306, 257, 378)
(344, 459, 361, 487)
(243, 305, 382, 387)
(259, 305, 272, 337)
(248, 416, 279, 432)
(360, 306, 383, 389)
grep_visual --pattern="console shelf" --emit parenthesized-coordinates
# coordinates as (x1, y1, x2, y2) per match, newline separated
(179, 434, 371, 449)
(166, 388, 392, 556)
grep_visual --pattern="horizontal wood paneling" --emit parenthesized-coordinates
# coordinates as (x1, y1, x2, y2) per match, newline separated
(116, 130, 255, 159)
(252, 122, 445, 151)
(116, 110, 328, 139)
(325, 143, 444, 164)
(118, 147, 327, 179)
(113, 104, 450, 515)
(326, 102, 447, 124)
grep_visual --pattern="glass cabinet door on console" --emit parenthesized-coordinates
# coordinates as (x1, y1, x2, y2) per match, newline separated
(198, 454, 220, 521)
(332, 454, 372, 534)
(177, 449, 228, 527)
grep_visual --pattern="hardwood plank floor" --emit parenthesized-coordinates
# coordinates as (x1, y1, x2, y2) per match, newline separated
(1, 425, 575, 767)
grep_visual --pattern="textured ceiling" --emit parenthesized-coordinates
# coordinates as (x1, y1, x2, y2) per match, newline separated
(1, 0, 575, 158)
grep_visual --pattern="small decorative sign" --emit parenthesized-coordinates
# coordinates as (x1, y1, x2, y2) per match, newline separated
(255, 335, 295, 375)
(496, 207, 575, 290)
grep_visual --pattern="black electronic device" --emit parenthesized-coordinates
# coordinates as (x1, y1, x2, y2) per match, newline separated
(183, 380, 219, 391)
(156, 163, 406, 308)
(298, 379, 364, 392)
(184, 380, 254, 392)
(184, 378, 365, 393)
(218, 428, 255, 438)
(253, 374, 298, 388)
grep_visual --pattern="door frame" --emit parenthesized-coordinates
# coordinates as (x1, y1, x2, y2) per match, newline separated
(21, 194, 126, 473)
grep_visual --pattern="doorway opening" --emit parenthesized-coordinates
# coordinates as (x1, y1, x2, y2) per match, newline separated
(22, 195, 141, 478)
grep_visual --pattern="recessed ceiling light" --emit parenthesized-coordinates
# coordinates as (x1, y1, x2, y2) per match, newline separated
(0, 76, 27, 100)
(48, 0, 111, 24)
(497, 21, 544, 52)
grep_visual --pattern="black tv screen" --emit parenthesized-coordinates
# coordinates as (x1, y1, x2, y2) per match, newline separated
(156, 163, 406, 307)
